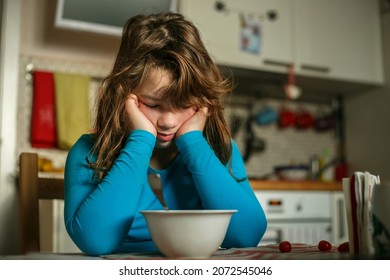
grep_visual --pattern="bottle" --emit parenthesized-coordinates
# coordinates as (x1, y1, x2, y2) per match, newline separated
(320, 148, 334, 182)
(309, 155, 320, 181)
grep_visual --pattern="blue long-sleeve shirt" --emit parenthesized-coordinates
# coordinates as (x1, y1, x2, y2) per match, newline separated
(64, 130, 267, 256)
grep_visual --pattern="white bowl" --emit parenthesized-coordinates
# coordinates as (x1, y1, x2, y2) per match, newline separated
(140, 209, 237, 258)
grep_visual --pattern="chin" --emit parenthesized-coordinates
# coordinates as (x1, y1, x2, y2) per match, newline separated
(155, 140, 174, 149)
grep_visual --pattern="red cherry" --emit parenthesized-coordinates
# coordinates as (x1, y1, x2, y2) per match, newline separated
(318, 240, 332, 251)
(279, 241, 292, 253)
(337, 242, 350, 253)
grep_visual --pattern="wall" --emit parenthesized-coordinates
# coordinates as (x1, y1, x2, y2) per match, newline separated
(345, 12, 390, 183)
(20, 0, 120, 64)
(0, 0, 20, 255)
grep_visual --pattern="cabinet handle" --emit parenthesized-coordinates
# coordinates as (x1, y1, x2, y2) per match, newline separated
(263, 59, 291, 68)
(301, 64, 330, 73)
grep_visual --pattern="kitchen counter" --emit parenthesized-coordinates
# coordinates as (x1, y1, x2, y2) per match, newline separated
(39, 173, 342, 191)
(249, 180, 342, 191)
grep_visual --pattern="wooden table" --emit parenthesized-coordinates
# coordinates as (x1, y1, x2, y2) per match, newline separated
(2, 244, 385, 280)
(98, 244, 350, 260)
(0, 243, 355, 260)
(2, 244, 352, 260)
(101, 243, 352, 260)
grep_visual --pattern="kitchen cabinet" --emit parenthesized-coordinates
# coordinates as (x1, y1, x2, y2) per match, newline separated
(179, 0, 384, 85)
(293, 0, 383, 84)
(255, 189, 348, 245)
(179, 0, 294, 73)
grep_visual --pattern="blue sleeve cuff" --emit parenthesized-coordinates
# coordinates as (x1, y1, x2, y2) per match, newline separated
(175, 131, 207, 153)
(125, 130, 156, 150)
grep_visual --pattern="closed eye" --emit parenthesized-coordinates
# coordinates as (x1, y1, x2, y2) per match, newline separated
(139, 100, 160, 108)
(144, 103, 159, 108)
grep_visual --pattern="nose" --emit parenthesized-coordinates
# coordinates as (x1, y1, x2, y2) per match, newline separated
(157, 111, 179, 130)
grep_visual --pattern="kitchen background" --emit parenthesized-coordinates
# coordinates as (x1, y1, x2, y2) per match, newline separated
(0, 0, 389, 254)
(16, 55, 338, 180)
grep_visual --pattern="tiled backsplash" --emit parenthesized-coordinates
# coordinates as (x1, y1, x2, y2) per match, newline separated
(226, 97, 336, 178)
(17, 55, 336, 178)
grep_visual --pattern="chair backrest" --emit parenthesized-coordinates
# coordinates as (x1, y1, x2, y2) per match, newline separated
(18, 152, 64, 254)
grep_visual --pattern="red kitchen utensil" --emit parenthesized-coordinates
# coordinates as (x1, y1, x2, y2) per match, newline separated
(278, 107, 296, 128)
(296, 110, 314, 129)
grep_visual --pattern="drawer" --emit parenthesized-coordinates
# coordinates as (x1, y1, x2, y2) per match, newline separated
(255, 191, 331, 220)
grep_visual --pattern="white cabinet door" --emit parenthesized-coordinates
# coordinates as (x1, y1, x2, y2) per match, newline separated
(255, 190, 331, 220)
(255, 190, 333, 244)
(180, 0, 383, 85)
(259, 222, 332, 245)
(330, 192, 349, 245)
(180, 0, 293, 73)
(293, 0, 384, 84)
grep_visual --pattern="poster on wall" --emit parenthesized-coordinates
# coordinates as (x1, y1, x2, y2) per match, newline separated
(239, 14, 261, 54)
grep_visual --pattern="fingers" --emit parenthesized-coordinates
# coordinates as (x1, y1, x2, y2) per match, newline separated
(126, 94, 139, 109)
(125, 94, 157, 136)
(176, 106, 209, 137)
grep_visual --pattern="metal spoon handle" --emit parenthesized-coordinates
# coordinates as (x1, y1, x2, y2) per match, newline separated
(147, 173, 168, 209)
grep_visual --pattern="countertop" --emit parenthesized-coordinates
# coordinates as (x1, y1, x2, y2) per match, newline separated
(249, 179, 342, 191)
(40, 172, 343, 191)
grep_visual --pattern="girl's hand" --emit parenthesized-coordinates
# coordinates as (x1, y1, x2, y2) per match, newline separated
(125, 94, 157, 136)
(176, 107, 209, 138)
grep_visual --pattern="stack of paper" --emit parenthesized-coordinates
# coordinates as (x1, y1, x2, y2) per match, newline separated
(343, 172, 380, 255)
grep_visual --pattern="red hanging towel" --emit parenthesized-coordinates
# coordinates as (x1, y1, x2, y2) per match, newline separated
(30, 71, 57, 148)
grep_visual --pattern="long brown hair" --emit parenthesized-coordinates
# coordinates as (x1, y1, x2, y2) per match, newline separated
(91, 12, 235, 177)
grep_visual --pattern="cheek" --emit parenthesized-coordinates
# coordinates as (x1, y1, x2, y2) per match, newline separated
(138, 105, 157, 123)
(180, 108, 197, 123)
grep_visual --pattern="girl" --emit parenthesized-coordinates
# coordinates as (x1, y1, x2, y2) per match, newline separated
(64, 12, 267, 256)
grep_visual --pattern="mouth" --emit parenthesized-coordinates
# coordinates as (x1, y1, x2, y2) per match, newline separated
(157, 132, 175, 142)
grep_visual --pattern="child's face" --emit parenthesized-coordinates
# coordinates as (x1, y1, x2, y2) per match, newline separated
(136, 68, 196, 149)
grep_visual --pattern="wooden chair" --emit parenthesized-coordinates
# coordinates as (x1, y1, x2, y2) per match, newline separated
(18, 152, 64, 254)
